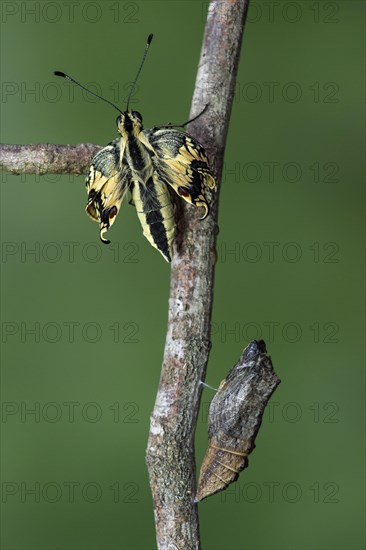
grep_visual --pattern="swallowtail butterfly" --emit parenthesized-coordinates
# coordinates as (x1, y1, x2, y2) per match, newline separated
(55, 34, 215, 262)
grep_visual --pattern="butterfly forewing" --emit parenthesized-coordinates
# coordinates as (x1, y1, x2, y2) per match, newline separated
(86, 140, 131, 243)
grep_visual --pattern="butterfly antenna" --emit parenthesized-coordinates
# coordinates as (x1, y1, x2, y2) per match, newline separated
(126, 33, 153, 111)
(157, 104, 209, 129)
(54, 71, 123, 114)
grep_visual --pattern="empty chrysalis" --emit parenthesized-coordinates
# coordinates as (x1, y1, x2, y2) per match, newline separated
(196, 340, 281, 502)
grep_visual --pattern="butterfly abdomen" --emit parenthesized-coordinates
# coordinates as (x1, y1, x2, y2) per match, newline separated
(132, 176, 176, 262)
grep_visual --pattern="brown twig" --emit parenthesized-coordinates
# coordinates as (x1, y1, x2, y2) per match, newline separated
(0, 143, 101, 175)
(145, 1, 251, 548)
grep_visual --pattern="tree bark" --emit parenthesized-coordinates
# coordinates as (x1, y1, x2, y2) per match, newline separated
(0, 143, 101, 175)
(145, 1, 251, 548)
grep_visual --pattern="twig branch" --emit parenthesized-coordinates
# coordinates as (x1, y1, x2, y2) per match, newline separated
(0, 143, 101, 175)
(146, 1, 250, 548)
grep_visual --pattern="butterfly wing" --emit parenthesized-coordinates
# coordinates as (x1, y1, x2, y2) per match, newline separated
(142, 127, 215, 219)
(86, 139, 131, 243)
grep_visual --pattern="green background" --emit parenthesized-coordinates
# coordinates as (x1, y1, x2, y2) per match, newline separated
(1, 1, 365, 549)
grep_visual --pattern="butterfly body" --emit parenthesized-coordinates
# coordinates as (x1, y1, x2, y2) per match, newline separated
(86, 110, 215, 262)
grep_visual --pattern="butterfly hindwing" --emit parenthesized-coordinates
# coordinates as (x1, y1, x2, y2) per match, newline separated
(86, 139, 131, 243)
(144, 127, 216, 219)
